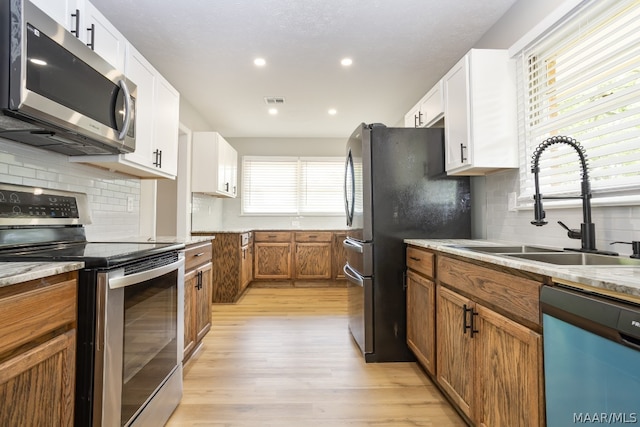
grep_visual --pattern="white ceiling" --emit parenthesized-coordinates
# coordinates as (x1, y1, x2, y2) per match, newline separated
(90, 0, 518, 138)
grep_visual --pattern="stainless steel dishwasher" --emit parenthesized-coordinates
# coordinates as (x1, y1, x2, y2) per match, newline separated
(541, 285, 640, 426)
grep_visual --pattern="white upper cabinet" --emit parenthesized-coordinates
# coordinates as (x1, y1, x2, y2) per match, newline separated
(443, 49, 518, 176)
(81, 0, 126, 71)
(30, 0, 79, 32)
(70, 44, 180, 179)
(405, 80, 444, 128)
(192, 132, 238, 198)
(30, 0, 126, 71)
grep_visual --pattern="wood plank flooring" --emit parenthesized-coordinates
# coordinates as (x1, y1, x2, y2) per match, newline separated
(166, 286, 465, 427)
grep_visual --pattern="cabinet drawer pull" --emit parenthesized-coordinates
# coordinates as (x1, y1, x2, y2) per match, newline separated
(460, 143, 467, 162)
(71, 9, 80, 38)
(194, 252, 205, 257)
(409, 256, 421, 262)
(308, 235, 317, 238)
(268, 235, 277, 238)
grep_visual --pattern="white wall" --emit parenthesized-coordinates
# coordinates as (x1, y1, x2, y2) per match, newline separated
(191, 136, 347, 231)
(0, 138, 141, 240)
(470, 0, 640, 257)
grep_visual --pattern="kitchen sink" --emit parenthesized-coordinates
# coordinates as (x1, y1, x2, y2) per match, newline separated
(456, 245, 563, 254)
(505, 252, 640, 266)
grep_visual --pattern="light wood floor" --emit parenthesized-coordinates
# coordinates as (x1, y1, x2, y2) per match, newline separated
(167, 286, 466, 427)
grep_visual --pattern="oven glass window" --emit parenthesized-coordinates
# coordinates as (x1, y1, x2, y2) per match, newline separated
(121, 269, 178, 426)
(543, 314, 640, 426)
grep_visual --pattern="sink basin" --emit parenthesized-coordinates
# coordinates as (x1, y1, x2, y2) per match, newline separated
(457, 245, 563, 254)
(506, 252, 640, 266)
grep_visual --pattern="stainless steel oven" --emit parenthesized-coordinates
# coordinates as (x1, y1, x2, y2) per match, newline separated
(92, 252, 184, 427)
(0, 183, 185, 427)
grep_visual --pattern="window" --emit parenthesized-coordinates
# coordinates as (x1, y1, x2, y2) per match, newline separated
(516, 0, 640, 203)
(242, 156, 344, 215)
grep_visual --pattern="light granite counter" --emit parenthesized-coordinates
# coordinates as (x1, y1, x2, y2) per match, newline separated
(405, 239, 640, 302)
(0, 261, 84, 288)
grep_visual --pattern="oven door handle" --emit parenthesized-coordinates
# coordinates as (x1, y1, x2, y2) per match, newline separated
(108, 257, 184, 289)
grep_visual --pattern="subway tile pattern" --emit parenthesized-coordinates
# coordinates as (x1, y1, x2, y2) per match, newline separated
(0, 139, 140, 240)
(484, 170, 640, 258)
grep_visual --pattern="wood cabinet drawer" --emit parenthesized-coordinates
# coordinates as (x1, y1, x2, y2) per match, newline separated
(406, 246, 435, 278)
(294, 231, 332, 242)
(0, 273, 77, 355)
(437, 256, 542, 327)
(254, 231, 292, 242)
(185, 241, 212, 271)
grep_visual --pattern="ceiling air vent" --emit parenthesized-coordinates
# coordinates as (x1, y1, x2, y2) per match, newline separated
(264, 97, 285, 105)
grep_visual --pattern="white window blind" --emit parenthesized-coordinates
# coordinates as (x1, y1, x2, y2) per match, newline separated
(517, 0, 640, 202)
(242, 156, 344, 215)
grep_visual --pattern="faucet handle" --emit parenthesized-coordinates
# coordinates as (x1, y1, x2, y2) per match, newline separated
(558, 221, 582, 239)
(610, 241, 640, 259)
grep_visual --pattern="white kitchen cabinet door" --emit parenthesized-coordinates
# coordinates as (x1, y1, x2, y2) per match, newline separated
(30, 0, 79, 35)
(443, 49, 518, 176)
(152, 74, 180, 177)
(70, 44, 179, 179)
(404, 103, 422, 128)
(419, 80, 444, 127)
(81, 0, 126, 71)
(192, 132, 238, 198)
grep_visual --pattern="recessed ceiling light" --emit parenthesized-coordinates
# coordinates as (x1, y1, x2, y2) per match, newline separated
(254, 58, 266, 67)
(341, 58, 353, 67)
(328, 109, 337, 115)
(268, 108, 278, 115)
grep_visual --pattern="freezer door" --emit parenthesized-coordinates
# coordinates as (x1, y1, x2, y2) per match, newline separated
(343, 264, 373, 355)
(342, 237, 373, 277)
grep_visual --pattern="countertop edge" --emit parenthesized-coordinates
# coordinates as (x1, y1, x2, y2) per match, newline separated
(0, 261, 85, 288)
(405, 239, 640, 301)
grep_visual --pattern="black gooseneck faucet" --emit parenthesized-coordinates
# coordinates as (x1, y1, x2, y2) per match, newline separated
(530, 136, 617, 255)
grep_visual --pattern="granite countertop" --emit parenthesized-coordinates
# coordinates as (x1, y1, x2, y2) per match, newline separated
(0, 262, 85, 289)
(192, 228, 349, 234)
(405, 239, 640, 302)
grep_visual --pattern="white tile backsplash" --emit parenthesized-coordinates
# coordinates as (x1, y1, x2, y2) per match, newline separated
(0, 139, 141, 240)
(483, 169, 640, 257)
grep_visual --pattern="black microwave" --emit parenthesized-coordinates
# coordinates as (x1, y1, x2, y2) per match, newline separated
(0, 0, 137, 156)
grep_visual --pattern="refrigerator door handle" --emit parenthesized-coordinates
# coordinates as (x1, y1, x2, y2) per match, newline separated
(343, 238, 364, 254)
(344, 149, 355, 227)
(343, 264, 364, 286)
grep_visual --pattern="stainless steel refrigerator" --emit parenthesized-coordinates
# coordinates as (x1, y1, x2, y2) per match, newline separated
(343, 123, 471, 362)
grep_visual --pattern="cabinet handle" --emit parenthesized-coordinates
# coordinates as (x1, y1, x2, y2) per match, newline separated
(460, 143, 467, 163)
(225, 182, 230, 192)
(194, 252, 205, 257)
(153, 149, 163, 167)
(86, 23, 95, 50)
(471, 309, 479, 338)
(418, 111, 423, 126)
(414, 114, 419, 128)
(233, 185, 237, 195)
(409, 256, 421, 262)
(71, 9, 80, 38)
(268, 235, 277, 238)
(308, 235, 317, 238)
(463, 304, 473, 334)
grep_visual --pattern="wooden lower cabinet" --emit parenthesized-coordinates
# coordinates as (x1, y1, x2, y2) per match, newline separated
(254, 242, 292, 279)
(406, 270, 436, 376)
(0, 272, 78, 427)
(475, 304, 542, 427)
(436, 285, 542, 426)
(436, 286, 475, 419)
(184, 241, 213, 362)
